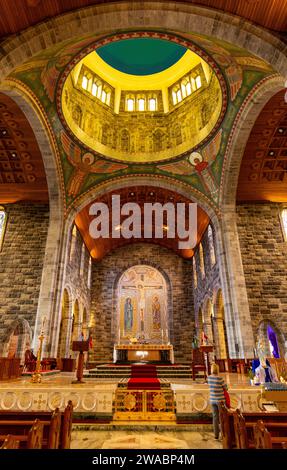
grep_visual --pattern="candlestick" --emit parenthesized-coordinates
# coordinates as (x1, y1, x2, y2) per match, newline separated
(31, 330, 44, 383)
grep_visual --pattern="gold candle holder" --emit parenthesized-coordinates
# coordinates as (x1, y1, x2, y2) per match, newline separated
(31, 330, 44, 384)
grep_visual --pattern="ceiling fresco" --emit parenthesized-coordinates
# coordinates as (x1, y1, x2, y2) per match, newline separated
(6, 30, 277, 213)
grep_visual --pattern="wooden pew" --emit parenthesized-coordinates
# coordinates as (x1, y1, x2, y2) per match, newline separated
(0, 435, 19, 449)
(0, 401, 73, 449)
(0, 419, 43, 449)
(0, 409, 60, 449)
(253, 420, 287, 449)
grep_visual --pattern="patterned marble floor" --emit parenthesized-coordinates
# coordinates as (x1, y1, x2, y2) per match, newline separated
(71, 428, 223, 449)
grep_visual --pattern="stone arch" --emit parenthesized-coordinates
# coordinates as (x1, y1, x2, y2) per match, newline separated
(221, 76, 284, 207)
(82, 306, 89, 340)
(1, 318, 32, 363)
(51, 173, 251, 358)
(0, 85, 64, 355)
(0, 3, 287, 84)
(112, 261, 173, 346)
(256, 319, 286, 359)
(57, 288, 71, 358)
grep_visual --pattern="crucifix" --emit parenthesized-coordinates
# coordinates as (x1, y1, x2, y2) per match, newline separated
(122, 281, 163, 336)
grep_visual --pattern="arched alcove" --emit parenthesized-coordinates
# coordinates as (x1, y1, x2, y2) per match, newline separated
(2, 318, 32, 363)
(116, 265, 169, 344)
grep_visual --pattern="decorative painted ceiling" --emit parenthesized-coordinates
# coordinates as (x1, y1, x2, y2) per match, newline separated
(96, 38, 187, 75)
(75, 185, 210, 260)
(0, 0, 286, 36)
(5, 30, 277, 213)
(0, 92, 48, 203)
(237, 89, 287, 202)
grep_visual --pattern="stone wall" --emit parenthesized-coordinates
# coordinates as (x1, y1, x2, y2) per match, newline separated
(89, 243, 194, 363)
(58, 225, 91, 357)
(236, 203, 287, 351)
(0, 203, 49, 351)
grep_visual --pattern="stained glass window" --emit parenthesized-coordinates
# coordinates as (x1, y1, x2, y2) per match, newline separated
(0, 207, 7, 251)
(281, 209, 287, 240)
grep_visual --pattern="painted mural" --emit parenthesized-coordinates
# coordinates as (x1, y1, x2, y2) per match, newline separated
(6, 29, 278, 210)
(117, 265, 168, 344)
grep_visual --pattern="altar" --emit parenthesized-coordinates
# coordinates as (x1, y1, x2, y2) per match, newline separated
(113, 344, 174, 363)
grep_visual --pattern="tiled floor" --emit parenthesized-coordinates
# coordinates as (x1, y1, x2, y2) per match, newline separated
(71, 428, 222, 449)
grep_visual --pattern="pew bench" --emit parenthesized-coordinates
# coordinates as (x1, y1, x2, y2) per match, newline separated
(0, 400, 73, 449)
(0, 419, 43, 449)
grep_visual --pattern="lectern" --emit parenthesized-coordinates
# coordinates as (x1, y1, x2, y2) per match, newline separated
(199, 345, 213, 375)
(72, 340, 89, 384)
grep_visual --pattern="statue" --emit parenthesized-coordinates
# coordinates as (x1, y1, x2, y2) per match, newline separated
(252, 338, 277, 384)
(124, 297, 133, 331)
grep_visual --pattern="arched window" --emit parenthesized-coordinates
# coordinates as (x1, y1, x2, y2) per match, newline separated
(127, 98, 135, 112)
(192, 256, 197, 288)
(208, 225, 216, 266)
(70, 225, 77, 263)
(172, 90, 177, 105)
(82, 75, 88, 90)
(199, 243, 205, 278)
(80, 243, 86, 277)
(195, 75, 202, 89)
(92, 80, 100, 96)
(148, 98, 157, 112)
(101, 89, 107, 104)
(281, 209, 287, 241)
(138, 98, 145, 111)
(0, 207, 7, 251)
(106, 92, 111, 106)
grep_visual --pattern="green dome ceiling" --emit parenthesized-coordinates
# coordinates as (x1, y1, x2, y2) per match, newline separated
(96, 38, 187, 75)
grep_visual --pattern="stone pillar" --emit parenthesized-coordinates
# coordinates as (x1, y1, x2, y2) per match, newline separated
(215, 207, 255, 358)
(213, 317, 227, 359)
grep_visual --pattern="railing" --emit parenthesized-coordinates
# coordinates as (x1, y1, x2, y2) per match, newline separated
(114, 389, 176, 421)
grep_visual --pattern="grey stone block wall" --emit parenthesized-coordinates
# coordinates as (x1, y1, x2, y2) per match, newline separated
(236, 203, 287, 343)
(0, 203, 49, 342)
(89, 243, 194, 363)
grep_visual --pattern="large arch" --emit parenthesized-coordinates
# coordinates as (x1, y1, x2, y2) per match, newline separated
(46, 174, 254, 358)
(0, 2, 286, 83)
(0, 85, 64, 355)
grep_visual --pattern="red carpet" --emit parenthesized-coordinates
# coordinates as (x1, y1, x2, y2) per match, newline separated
(127, 364, 160, 390)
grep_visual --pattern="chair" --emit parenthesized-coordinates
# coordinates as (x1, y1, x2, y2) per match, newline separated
(191, 348, 207, 381)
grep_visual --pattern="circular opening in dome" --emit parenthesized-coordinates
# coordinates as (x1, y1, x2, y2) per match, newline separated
(96, 38, 187, 75)
(59, 32, 226, 164)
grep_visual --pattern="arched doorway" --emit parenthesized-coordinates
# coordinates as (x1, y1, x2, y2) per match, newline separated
(2, 319, 32, 363)
(57, 289, 70, 358)
(213, 289, 228, 359)
(117, 265, 168, 344)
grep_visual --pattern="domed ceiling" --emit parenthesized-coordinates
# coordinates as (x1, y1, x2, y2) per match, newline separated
(60, 36, 225, 163)
(5, 30, 277, 211)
